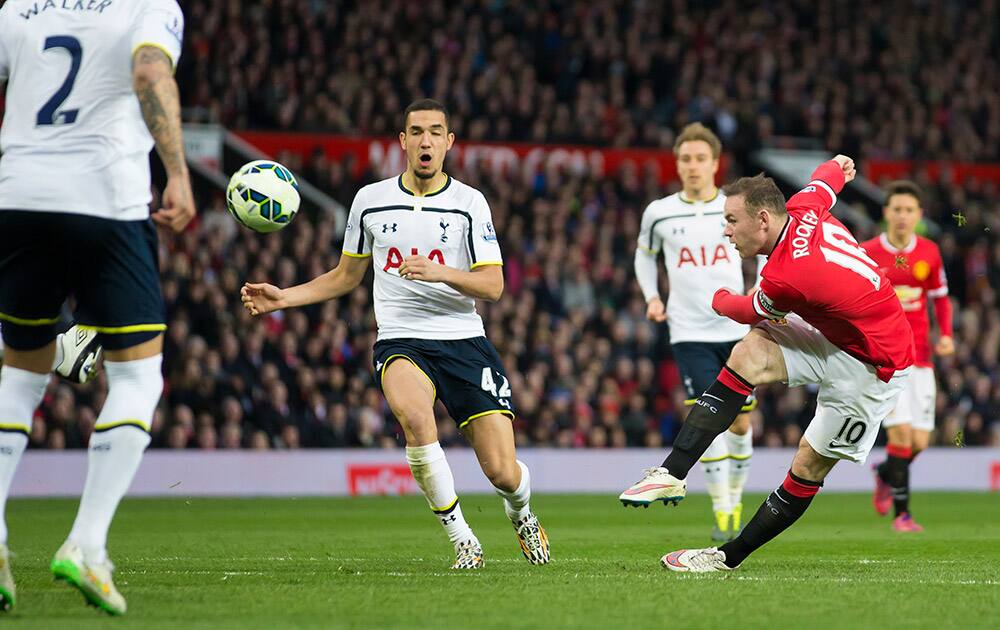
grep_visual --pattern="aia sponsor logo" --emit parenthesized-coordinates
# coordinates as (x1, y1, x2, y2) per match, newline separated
(347, 464, 418, 496)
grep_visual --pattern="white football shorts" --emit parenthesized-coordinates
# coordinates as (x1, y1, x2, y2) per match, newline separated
(882, 365, 936, 431)
(756, 314, 911, 463)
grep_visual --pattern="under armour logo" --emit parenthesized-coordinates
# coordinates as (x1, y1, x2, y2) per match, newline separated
(382, 223, 397, 233)
(673, 227, 686, 235)
(440, 514, 456, 524)
(375, 361, 383, 372)
(440, 219, 449, 242)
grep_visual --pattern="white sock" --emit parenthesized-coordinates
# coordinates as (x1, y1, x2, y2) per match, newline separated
(0, 366, 50, 544)
(724, 427, 753, 507)
(68, 356, 162, 563)
(494, 460, 532, 521)
(406, 442, 474, 545)
(701, 433, 732, 514)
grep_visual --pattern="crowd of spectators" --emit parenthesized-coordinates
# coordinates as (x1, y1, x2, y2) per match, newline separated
(179, 0, 1000, 167)
(8, 0, 1000, 450)
(27, 156, 1000, 451)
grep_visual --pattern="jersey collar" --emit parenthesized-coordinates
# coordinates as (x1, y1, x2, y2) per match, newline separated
(879, 232, 917, 254)
(770, 214, 791, 256)
(398, 173, 451, 197)
(678, 188, 720, 204)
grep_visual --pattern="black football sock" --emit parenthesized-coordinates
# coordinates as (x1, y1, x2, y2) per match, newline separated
(661, 366, 753, 479)
(885, 444, 913, 516)
(719, 471, 822, 568)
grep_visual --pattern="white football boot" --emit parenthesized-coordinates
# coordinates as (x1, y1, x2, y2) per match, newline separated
(51, 541, 126, 615)
(512, 513, 550, 565)
(619, 467, 687, 507)
(54, 325, 102, 384)
(0, 544, 15, 612)
(451, 538, 485, 570)
(660, 547, 736, 573)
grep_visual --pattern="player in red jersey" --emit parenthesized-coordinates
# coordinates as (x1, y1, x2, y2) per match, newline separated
(620, 155, 915, 572)
(861, 181, 953, 532)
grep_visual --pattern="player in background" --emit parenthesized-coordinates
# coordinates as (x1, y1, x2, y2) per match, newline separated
(628, 123, 756, 541)
(242, 99, 549, 569)
(621, 156, 915, 572)
(861, 181, 953, 532)
(0, 0, 194, 614)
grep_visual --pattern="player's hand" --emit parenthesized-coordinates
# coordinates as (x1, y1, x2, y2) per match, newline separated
(711, 287, 737, 316)
(831, 154, 856, 184)
(934, 335, 955, 356)
(152, 174, 197, 233)
(645, 297, 667, 322)
(399, 255, 450, 283)
(241, 282, 286, 316)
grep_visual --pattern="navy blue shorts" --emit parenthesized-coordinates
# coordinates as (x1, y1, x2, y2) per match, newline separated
(0, 211, 166, 351)
(373, 336, 514, 428)
(672, 340, 756, 411)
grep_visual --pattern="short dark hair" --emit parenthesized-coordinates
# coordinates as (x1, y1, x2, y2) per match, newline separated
(723, 173, 787, 217)
(403, 98, 450, 130)
(674, 122, 722, 159)
(883, 180, 923, 207)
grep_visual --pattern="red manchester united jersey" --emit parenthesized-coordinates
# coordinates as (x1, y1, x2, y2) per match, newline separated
(752, 162, 915, 382)
(861, 234, 948, 367)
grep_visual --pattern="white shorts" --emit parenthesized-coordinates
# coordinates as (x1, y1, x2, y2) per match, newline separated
(882, 366, 936, 431)
(756, 314, 911, 463)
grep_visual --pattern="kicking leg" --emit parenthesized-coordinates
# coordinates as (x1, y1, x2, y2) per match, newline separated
(621, 329, 785, 506)
(382, 359, 480, 568)
(465, 415, 549, 565)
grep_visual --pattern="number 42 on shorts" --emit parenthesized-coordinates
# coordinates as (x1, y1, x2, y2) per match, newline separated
(481, 368, 512, 409)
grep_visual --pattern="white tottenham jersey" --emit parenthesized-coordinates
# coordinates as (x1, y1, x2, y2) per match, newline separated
(638, 191, 750, 343)
(0, 0, 184, 220)
(343, 174, 503, 340)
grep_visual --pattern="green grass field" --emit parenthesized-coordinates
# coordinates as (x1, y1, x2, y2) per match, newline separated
(4, 492, 999, 629)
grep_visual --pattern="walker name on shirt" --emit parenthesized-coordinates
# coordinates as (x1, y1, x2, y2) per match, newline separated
(18, 0, 114, 20)
(791, 209, 819, 259)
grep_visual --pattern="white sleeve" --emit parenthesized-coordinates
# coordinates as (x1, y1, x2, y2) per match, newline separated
(342, 187, 372, 258)
(637, 203, 663, 254)
(0, 10, 10, 83)
(131, 0, 185, 70)
(469, 191, 503, 268)
(634, 248, 661, 302)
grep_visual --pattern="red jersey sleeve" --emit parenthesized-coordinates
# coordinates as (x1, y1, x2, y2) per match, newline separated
(752, 277, 801, 320)
(926, 245, 953, 337)
(786, 161, 847, 220)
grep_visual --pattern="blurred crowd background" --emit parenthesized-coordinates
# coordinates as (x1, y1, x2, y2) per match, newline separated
(17, 0, 1000, 450)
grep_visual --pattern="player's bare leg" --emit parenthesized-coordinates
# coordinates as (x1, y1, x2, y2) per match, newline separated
(465, 415, 549, 565)
(665, 438, 837, 572)
(383, 359, 482, 569)
(0, 341, 56, 612)
(622, 329, 783, 507)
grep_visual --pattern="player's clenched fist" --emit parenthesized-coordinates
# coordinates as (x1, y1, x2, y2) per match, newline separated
(399, 255, 450, 282)
(241, 282, 286, 316)
(831, 154, 856, 183)
(645, 297, 667, 322)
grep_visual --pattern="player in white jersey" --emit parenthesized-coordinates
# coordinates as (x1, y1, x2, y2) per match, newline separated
(0, 0, 193, 615)
(622, 123, 756, 541)
(242, 99, 549, 570)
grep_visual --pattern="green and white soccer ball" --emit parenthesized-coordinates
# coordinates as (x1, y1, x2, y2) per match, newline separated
(226, 160, 301, 233)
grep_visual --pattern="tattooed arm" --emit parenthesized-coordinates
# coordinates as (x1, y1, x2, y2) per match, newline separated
(133, 45, 195, 232)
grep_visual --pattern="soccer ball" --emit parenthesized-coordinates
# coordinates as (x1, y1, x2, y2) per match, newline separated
(226, 160, 301, 233)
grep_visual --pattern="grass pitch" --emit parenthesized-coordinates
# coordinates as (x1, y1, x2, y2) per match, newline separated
(4, 492, 999, 628)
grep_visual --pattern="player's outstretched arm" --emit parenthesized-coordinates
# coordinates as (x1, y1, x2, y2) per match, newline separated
(241, 255, 369, 316)
(133, 45, 195, 233)
(398, 256, 504, 302)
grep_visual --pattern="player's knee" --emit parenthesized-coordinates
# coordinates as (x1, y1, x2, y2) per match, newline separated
(392, 406, 437, 443)
(482, 459, 519, 492)
(727, 336, 769, 384)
